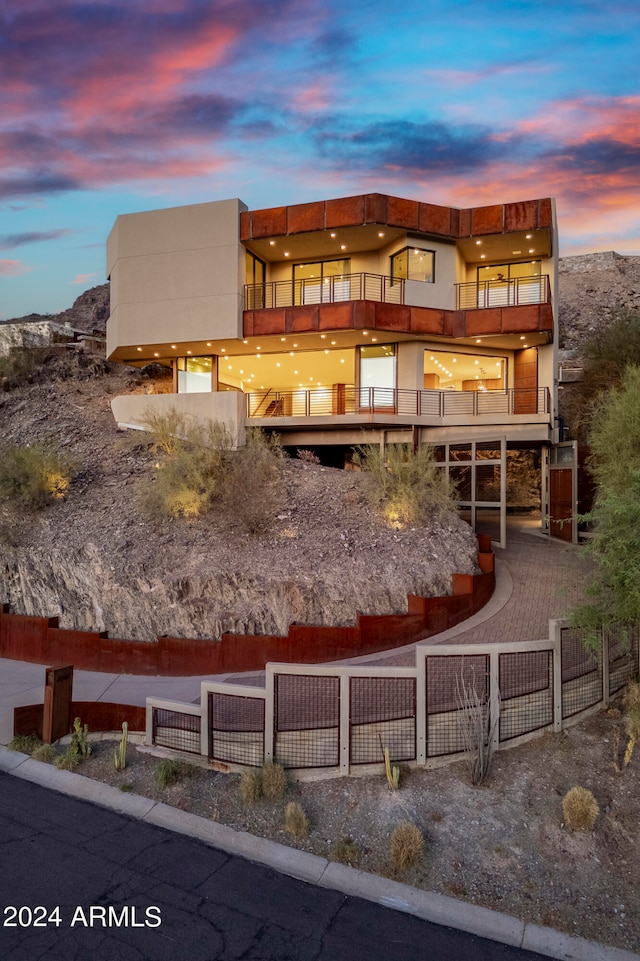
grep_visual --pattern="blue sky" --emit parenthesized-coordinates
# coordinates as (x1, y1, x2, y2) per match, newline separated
(1, 0, 639, 319)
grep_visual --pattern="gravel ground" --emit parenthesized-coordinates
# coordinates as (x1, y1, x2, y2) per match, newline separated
(62, 705, 640, 955)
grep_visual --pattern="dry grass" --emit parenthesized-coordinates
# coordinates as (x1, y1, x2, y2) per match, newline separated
(562, 786, 599, 831)
(389, 820, 425, 871)
(284, 801, 309, 838)
(238, 769, 262, 806)
(261, 761, 287, 800)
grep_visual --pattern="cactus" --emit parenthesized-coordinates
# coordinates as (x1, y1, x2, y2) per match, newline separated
(114, 721, 128, 771)
(69, 717, 92, 762)
(384, 745, 400, 790)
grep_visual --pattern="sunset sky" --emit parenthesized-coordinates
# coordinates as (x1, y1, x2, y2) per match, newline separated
(1, 0, 639, 319)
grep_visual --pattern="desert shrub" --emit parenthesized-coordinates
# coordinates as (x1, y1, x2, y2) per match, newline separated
(238, 769, 262, 806)
(296, 448, 320, 465)
(31, 743, 58, 763)
(220, 429, 284, 534)
(142, 413, 282, 531)
(571, 368, 640, 643)
(356, 443, 456, 527)
(143, 407, 189, 455)
(55, 751, 81, 770)
(260, 760, 288, 800)
(154, 758, 191, 789)
(389, 820, 425, 871)
(8, 733, 42, 754)
(142, 414, 230, 520)
(284, 801, 309, 838)
(330, 836, 361, 866)
(0, 442, 75, 510)
(562, 786, 599, 831)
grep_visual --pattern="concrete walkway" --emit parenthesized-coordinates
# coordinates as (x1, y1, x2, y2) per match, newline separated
(3, 522, 629, 961)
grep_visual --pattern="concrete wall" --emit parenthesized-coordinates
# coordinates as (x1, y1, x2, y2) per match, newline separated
(110, 390, 247, 448)
(106, 199, 247, 358)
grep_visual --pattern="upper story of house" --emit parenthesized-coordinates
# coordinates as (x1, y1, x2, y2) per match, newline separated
(106, 192, 558, 446)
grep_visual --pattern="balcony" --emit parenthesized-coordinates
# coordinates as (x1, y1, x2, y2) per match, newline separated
(245, 272, 551, 312)
(247, 386, 550, 422)
(456, 275, 550, 310)
(245, 273, 404, 310)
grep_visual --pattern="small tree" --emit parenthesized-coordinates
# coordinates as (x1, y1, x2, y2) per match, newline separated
(572, 365, 640, 644)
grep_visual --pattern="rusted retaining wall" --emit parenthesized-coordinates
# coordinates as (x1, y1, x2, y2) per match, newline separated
(13, 702, 146, 740)
(1, 538, 494, 676)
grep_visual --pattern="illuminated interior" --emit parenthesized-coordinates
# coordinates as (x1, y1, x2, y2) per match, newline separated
(218, 348, 355, 393)
(424, 350, 505, 391)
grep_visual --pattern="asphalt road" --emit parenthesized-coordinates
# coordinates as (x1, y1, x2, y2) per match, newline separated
(0, 773, 548, 961)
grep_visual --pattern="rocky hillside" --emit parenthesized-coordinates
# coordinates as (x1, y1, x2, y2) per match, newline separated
(558, 251, 640, 351)
(5, 284, 110, 335)
(0, 351, 478, 642)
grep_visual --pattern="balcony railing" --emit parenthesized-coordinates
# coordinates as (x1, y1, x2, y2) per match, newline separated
(247, 386, 550, 420)
(245, 273, 404, 310)
(456, 275, 550, 310)
(245, 271, 551, 312)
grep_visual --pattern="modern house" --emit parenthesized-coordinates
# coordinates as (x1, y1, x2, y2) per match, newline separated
(106, 192, 572, 544)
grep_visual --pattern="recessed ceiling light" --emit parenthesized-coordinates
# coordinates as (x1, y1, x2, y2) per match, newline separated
(136, 347, 142, 351)
(320, 334, 326, 339)
(512, 250, 521, 255)
(340, 245, 347, 250)
(362, 331, 369, 336)
(276, 362, 281, 367)
(378, 231, 385, 238)
(284, 252, 290, 257)
(331, 340, 336, 345)
(476, 240, 482, 245)
(243, 339, 248, 344)
(280, 337, 286, 342)
(221, 347, 225, 352)
(171, 345, 176, 349)
(293, 343, 298, 347)
(153, 352, 159, 357)
(187, 350, 192, 355)
(206, 342, 212, 347)
(525, 234, 532, 239)
(269, 240, 276, 246)
(330, 232, 337, 238)
(480, 254, 486, 259)
(520, 335, 525, 340)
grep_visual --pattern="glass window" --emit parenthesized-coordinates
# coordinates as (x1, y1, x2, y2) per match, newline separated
(359, 344, 396, 407)
(245, 252, 266, 309)
(293, 259, 350, 305)
(391, 247, 434, 283)
(177, 356, 213, 393)
(424, 349, 505, 392)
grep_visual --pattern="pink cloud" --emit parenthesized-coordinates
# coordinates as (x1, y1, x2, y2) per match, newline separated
(72, 272, 97, 285)
(0, 259, 30, 276)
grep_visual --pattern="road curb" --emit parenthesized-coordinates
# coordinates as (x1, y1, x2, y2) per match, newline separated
(1, 747, 638, 961)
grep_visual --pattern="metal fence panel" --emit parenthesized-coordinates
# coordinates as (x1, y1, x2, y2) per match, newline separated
(208, 692, 265, 767)
(426, 654, 489, 757)
(607, 627, 640, 698)
(561, 627, 602, 719)
(499, 650, 553, 742)
(152, 707, 201, 754)
(349, 676, 416, 765)
(274, 673, 340, 768)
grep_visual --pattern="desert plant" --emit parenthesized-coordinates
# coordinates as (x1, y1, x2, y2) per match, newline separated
(55, 751, 81, 770)
(381, 742, 400, 790)
(455, 674, 500, 786)
(219, 429, 285, 534)
(68, 717, 92, 763)
(238, 768, 262, 806)
(114, 721, 128, 771)
(389, 820, 425, 872)
(562, 786, 599, 831)
(622, 681, 640, 767)
(31, 743, 58, 763)
(8, 733, 42, 754)
(297, 448, 320, 465)
(143, 407, 190, 455)
(356, 442, 456, 526)
(260, 760, 288, 800)
(330, 835, 361, 867)
(154, 758, 190, 789)
(0, 442, 75, 510)
(284, 801, 309, 838)
(141, 414, 231, 520)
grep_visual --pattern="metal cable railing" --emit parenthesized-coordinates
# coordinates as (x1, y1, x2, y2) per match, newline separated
(246, 386, 550, 419)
